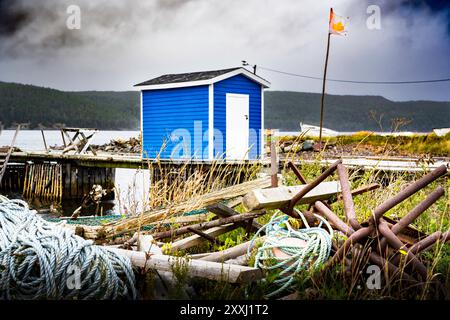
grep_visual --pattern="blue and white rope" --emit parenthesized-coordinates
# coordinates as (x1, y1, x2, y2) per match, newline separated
(0, 196, 137, 299)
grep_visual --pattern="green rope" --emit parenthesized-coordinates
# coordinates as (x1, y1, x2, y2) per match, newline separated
(248, 210, 333, 298)
(44, 215, 123, 226)
(43, 208, 210, 227)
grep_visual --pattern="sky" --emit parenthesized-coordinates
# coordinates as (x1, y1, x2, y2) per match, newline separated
(0, 0, 449, 101)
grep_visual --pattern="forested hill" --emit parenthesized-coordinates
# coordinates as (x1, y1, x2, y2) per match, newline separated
(0, 81, 449, 132)
(265, 91, 450, 132)
(0, 82, 140, 130)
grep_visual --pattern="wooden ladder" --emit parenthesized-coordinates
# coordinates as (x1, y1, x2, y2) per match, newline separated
(0, 125, 21, 186)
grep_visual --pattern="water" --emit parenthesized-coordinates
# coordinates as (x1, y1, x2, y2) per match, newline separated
(0, 130, 150, 217)
(0, 129, 139, 151)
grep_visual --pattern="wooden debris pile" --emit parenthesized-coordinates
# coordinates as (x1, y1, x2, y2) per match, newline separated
(92, 136, 141, 154)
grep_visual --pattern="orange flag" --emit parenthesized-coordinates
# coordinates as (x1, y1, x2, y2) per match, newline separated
(329, 8, 348, 35)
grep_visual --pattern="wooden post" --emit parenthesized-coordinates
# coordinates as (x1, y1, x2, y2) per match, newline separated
(270, 139, 278, 187)
(319, 10, 332, 144)
(0, 125, 20, 185)
(41, 129, 48, 152)
(60, 129, 67, 147)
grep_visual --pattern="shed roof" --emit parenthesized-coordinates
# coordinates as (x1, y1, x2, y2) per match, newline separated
(134, 67, 270, 90)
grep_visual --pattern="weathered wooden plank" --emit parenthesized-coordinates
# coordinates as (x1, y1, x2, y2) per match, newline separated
(243, 181, 342, 211)
(107, 247, 263, 284)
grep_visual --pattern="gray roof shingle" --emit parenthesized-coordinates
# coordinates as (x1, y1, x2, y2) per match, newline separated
(134, 67, 242, 87)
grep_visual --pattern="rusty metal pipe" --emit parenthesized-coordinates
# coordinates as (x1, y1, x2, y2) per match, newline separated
(392, 187, 444, 235)
(314, 201, 354, 236)
(352, 247, 415, 284)
(390, 231, 442, 267)
(300, 210, 320, 227)
(408, 231, 443, 255)
(287, 161, 308, 184)
(286, 159, 342, 214)
(379, 187, 445, 251)
(327, 226, 373, 266)
(280, 207, 301, 219)
(370, 165, 447, 224)
(329, 183, 381, 205)
(378, 221, 428, 281)
(441, 231, 450, 243)
(337, 164, 361, 230)
(392, 231, 444, 265)
(348, 183, 381, 197)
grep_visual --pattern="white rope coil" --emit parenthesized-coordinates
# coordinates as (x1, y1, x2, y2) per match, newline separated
(0, 196, 137, 299)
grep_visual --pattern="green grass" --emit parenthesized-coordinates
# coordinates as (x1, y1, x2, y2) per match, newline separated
(278, 132, 450, 157)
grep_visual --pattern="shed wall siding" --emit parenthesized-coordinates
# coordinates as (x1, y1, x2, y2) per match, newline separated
(142, 85, 209, 159)
(213, 74, 262, 159)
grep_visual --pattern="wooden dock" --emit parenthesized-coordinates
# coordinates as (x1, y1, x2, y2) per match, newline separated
(300, 156, 450, 173)
(5, 151, 449, 172)
(6, 150, 261, 169)
(1, 150, 448, 201)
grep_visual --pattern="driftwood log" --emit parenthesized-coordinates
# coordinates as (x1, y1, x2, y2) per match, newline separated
(107, 247, 263, 284)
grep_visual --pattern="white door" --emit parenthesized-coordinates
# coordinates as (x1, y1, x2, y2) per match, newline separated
(226, 93, 249, 160)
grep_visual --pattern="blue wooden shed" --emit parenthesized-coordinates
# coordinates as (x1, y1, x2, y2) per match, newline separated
(134, 67, 270, 160)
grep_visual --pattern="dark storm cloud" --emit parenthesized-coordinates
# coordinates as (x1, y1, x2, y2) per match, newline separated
(367, 0, 450, 35)
(0, 0, 448, 101)
(0, 0, 201, 56)
(0, 0, 30, 35)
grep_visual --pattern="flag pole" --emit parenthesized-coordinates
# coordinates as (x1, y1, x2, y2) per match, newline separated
(319, 8, 333, 145)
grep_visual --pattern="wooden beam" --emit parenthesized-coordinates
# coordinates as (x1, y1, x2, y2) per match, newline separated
(170, 225, 237, 252)
(207, 203, 264, 231)
(107, 247, 263, 284)
(200, 237, 265, 263)
(151, 211, 264, 240)
(186, 227, 224, 246)
(243, 181, 341, 211)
